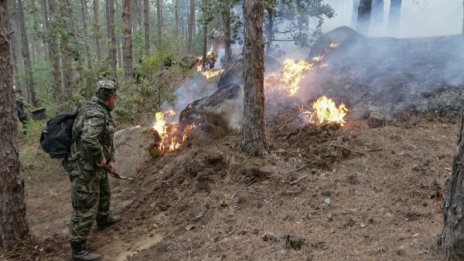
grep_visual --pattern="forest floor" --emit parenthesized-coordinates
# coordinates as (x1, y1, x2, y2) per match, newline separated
(1, 110, 456, 261)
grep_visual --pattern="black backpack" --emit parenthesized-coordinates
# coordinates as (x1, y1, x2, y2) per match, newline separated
(39, 103, 100, 158)
(40, 110, 79, 158)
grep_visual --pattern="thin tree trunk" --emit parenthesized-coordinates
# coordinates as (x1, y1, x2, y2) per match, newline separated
(60, 0, 74, 102)
(242, 0, 266, 156)
(388, 0, 402, 34)
(40, 0, 50, 57)
(156, 0, 163, 47)
(175, 0, 179, 38)
(357, 0, 372, 35)
(80, 0, 93, 70)
(106, 0, 117, 78)
(201, 0, 208, 70)
(93, 0, 101, 63)
(122, 0, 132, 79)
(7, 0, 22, 90)
(462, 0, 464, 34)
(442, 114, 464, 260)
(17, 0, 38, 106)
(47, 0, 62, 103)
(265, 6, 274, 52)
(187, 0, 195, 54)
(0, 0, 29, 249)
(143, 0, 150, 55)
(222, 0, 232, 66)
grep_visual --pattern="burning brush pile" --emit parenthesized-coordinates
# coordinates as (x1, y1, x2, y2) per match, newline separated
(147, 39, 352, 155)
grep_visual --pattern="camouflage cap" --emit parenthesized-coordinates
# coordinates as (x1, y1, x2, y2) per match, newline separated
(96, 80, 117, 93)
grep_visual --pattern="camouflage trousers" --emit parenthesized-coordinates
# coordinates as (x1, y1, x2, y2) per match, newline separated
(68, 166, 111, 244)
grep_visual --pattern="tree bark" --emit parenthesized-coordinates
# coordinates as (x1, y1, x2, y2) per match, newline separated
(93, 0, 102, 63)
(201, 0, 208, 70)
(0, 0, 29, 249)
(60, 0, 75, 102)
(17, 0, 38, 106)
(388, 0, 402, 34)
(143, 0, 150, 55)
(442, 114, 464, 260)
(187, 0, 195, 54)
(80, 0, 93, 70)
(7, 0, 22, 90)
(242, 0, 266, 156)
(122, 0, 132, 79)
(357, 0, 372, 35)
(221, 0, 232, 66)
(40, 0, 50, 57)
(48, 0, 63, 103)
(156, 0, 163, 47)
(106, 0, 117, 78)
(175, 0, 179, 38)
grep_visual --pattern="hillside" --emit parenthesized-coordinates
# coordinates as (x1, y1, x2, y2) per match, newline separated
(4, 111, 455, 261)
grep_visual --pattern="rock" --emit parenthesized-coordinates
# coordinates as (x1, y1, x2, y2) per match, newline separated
(263, 233, 279, 242)
(367, 112, 386, 128)
(284, 235, 305, 250)
(114, 127, 157, 178)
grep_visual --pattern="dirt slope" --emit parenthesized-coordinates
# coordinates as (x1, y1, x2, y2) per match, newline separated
(2, 110, 456, 261)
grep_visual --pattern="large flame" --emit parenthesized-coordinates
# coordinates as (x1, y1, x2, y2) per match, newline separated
(311, 96, 348, 126)
(152, 109, 195, 153)
(202, 69, 224, 79)
(265, 59, 314, 96)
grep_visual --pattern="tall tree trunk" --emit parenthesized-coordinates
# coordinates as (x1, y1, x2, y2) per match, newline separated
(372, 0, 383, 27)
(201, 0, 208, 70)
(60, 0, 74, 102)
(242, 0, 266, 156)
(187, 0, 195, 54)
(265, 6, 274, 52)
(357, 0, 372, 35)
(462, 0, 464, 34)
(93, 0, 102, 63)
(221, 0, 232, 66)
(17, 0, 38, 106)
(175, 0, 179, 38)
(48, 0, 62, 103)
(143, 0, 150, 55)
(7, 0, 22, 90)
(156, 0, 163, 47)
(40, 0, 50, 57)
(442, 114, 464, 260)
(388, 0, 402, 34)
(122, 0, 132, 79)
(106, 0, 117, 78)
(0, 0, 29, 249)
(80, 0, 93, 70)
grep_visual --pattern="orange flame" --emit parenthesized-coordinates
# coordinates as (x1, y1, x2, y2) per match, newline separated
(152, 109, 195, 153)
(265, 59, 314, 96)
(202, 69, 224, 79)
(311, 96, 348, 126)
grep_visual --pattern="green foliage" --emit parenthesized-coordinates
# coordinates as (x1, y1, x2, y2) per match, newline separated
(18, 119, 53, 183)
(264, 0, 335, 48)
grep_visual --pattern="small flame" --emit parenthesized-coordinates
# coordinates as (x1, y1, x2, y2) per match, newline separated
(312, 96, 348, 126)
(202, 69, 224, 79)
(329, 42, 339, 48)
(265, 59, 314, 96)
(312, 55, 324, 62)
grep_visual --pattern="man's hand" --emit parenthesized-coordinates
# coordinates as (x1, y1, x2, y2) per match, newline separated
(96, 156, 107, 168)
(107, 161, 116, 174)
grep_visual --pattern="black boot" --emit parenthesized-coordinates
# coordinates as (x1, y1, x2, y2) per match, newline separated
(71, 241, 103, 261)
(97, 215, 121, 231)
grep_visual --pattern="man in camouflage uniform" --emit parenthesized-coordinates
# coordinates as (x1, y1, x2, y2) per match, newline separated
(63, 80, 120, 261)
(14, 88, 29, 134)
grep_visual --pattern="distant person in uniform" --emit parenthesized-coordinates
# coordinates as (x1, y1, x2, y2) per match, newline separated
(62, 80, 121, 261)
(14, 87, 29, 134)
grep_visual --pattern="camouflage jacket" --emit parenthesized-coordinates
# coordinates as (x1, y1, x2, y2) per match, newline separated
(64, 96, 116, 171)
